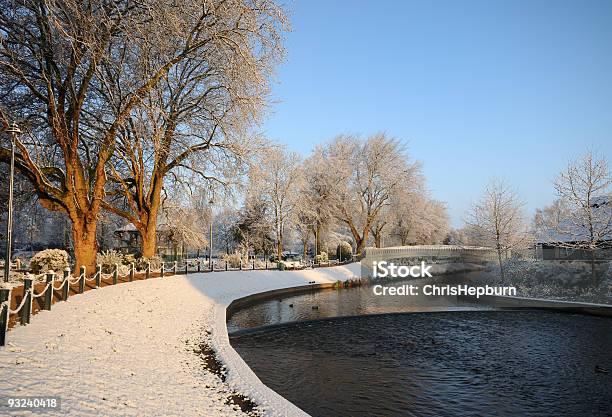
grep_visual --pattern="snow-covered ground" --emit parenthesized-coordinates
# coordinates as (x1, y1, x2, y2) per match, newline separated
(0, 264, 360, 417)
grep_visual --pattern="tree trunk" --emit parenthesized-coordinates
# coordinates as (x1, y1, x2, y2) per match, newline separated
(140, 222, 157, 258)
(497, 247, 505, 282)
(276, 240, 283, 261)
(315, 223, 322, 255)
(72, 218, 98, 273)
(374, 232, 381, 248)
(303, 240, 308, 258)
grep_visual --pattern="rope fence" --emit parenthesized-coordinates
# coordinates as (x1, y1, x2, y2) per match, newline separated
(0, 256, 355, 346)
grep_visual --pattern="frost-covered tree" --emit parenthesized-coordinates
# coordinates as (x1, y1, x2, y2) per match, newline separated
(551, 151, 611, 280)
(322, 133, 421, 254)
(0, 0, 288, 272)
(466, 179, 528, 280)
(249, 147, 303, 260)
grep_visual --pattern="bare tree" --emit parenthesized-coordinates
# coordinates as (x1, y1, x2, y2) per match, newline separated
(249, 147, 302, 260)
(466, 179, 527, 280)
(323, 133, 421, 254)
(0, 0, 287, 271)
(551, 151, 611, 281)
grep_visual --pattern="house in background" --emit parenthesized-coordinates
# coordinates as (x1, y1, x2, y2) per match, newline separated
(536, 196, 612, 261)
(114, 223, 186, 260)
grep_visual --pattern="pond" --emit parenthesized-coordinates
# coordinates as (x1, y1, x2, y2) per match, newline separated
(228, 274, 612, 417)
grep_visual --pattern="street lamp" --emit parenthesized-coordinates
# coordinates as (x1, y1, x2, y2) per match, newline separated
(208, 198, 214, 266)
(4, 122, 20, 282)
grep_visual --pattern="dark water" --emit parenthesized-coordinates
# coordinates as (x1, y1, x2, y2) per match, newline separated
(231, 311, 612, 417)
(227, 273, 492, 333)
(228, 274, 612, 417)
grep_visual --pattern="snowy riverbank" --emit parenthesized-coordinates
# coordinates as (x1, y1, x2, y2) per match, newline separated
(0, 264, 360, 417)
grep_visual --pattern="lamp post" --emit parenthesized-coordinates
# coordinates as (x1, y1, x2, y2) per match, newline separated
(4, 122, 20, 282)
(208, 198, 214, 266)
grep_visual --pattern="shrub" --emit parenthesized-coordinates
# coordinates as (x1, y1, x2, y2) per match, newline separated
(96, 250, 125, 273)
(220, 253, 248, 268)
(135, 256, 163, 272)
(315, 251, 328, 264)
(30, 249, 70, 274)
(336, 241, 352, 261)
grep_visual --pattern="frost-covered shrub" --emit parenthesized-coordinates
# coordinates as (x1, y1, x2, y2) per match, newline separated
(220, 253, 248, 268)
(123, 254, 137, 266)
(97, 250, 125, 273)
(336, 242, 352, 260)
(315, 251, 328, 264)
(135, 256, 163, 271)
(30, 249, 69, 274)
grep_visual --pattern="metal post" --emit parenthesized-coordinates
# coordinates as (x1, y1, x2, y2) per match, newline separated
(161, 263, 165, 278)
(173, 261, 177, 275)
(129, 263, 134, 282)
(44, 272, 54, 310)
(225, 260, 228, 271)
(21, 277, 32, 325)
(62, 268, 70, 301)
(146, 262, 150, 280)
(185, 262, 188, 275)
(113, 263, 118, 285)
(0, 288, 11, 346)
(197, 259, 201, 272)
(95, 265, 102, 288)
(3, 123, 20, 283)
(253, 259, 255, 270)
(265, 258, 268, 270)
(239, 259, 242, 270)
(79, 266, 86, 294)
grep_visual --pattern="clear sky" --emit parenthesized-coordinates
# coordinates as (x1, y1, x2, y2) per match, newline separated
(262, 0, 612, 227)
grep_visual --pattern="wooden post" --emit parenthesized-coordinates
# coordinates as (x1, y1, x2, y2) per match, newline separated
(197, 259, 201, 272)
(185, 262, 188, 275)
(129, 263, 134, 282)
(79, 266, 86, 294)
(113, 264, 118, 285)
(0, 288, 10, 346)
(146, 262, 150, 280)
(95, 265, 102, 288)
(21, 277, 32, 325)
(225, 260, 228, 271)
(173, 261, 177, 275)
(253, 259, 255, 270)
(210, 259, 213, 272)
(239, 259, 242, 270)
(44, 272, 54, 310)
(62, 268, 70, 301)
(161, 263, 165, 278)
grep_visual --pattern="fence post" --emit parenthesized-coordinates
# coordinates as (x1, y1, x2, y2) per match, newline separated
(44, 272, 54, 310)
(197, 259, 201, 272)
(173, 261, 177, 275)
(21, 277, 33, 325)
(129, 263, 134, 282)
(113, 263, 118, 285)
(265, 259, 268, 270)
(210, 259, 214, 272)
(79, 266, 86, 294)
(0, 288, 10, 346)
(62, 268, 70, 301)
(253, 259, 255, 270)
(239, 259, 242, 271)
(95, 265, 102, 288)
(161, 262, 165, 278)
(146, 262, 150, 280)
(185, 262, 188, 275)
(225, 260, 228, 271)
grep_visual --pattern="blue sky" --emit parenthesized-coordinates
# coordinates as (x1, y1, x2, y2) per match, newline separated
(262, 0, 612, 227)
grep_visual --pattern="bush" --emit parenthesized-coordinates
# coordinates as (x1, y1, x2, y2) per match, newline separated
(220, 253, 248, 268)
(96, 250, 125, 273)
(134, 256, 163, 272)
(315, 251, 328, 264)
(336, 241, 352, 261)
(30, 249, 70, 274)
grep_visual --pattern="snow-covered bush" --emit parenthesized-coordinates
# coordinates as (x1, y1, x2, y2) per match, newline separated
(30, 249, 69, 274)
(220, 253, 247, 268)
(135, 256, 163, 272)
(336, 242, 352, 260)
(315, 251, 328, 264)
(97, 250, 125, 273)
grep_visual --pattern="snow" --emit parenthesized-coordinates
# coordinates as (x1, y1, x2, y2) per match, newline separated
(0, 263, 360, 416)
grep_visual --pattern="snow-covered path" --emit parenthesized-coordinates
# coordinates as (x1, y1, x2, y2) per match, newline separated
(0, 264, 360, 416)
